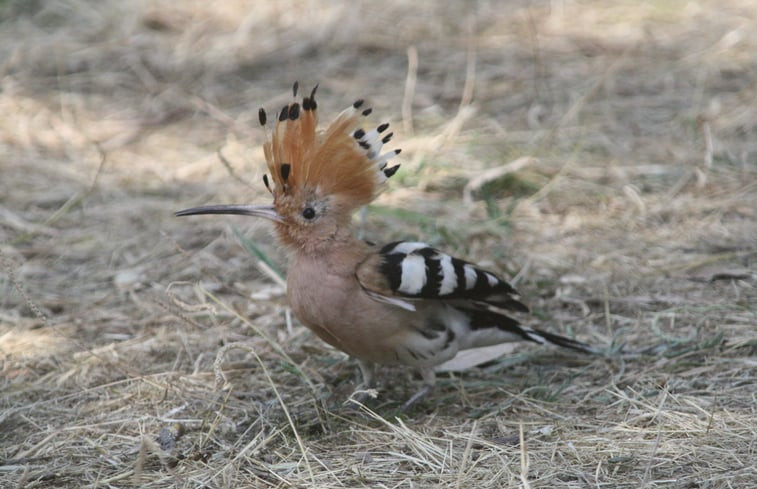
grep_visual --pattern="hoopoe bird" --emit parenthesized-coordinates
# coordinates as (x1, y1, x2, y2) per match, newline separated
(177, 83, 595, 411)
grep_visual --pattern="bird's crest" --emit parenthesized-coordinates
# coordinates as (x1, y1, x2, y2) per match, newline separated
(260, 82, 401, 210)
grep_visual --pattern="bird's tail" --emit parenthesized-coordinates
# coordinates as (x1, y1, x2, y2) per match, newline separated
(451, 305, 601, 355)
(523, 327, 599, 355)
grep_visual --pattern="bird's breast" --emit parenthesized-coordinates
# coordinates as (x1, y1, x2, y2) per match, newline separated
(286, 253, 363, 349)
(285, 250, 415, 364)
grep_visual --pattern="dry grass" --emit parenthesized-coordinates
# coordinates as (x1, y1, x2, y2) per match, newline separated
(1, 0, 755, 487)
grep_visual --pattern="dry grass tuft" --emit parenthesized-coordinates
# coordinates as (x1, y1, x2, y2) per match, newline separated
(1, 0, 755, 487)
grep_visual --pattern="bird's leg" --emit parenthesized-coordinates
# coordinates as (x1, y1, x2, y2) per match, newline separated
(357, 358, 375, 389)
(347, 359, 377, 406)
(400, 368, 436, 412)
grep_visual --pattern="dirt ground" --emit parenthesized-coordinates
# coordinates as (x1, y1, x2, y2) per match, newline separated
(1, 1, 755, 488)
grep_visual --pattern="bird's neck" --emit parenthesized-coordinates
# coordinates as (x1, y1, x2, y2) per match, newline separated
(288, 227, 370, 280)
(283, 223, 361, 259)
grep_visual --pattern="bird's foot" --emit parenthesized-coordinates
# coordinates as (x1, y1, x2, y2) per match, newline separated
(400, 383, 434, 413)
(343, 359, 379, 409)
(346, 386, 379, 408)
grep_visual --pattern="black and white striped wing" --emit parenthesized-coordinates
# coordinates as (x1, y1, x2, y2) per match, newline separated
(356, 241, 529, 312)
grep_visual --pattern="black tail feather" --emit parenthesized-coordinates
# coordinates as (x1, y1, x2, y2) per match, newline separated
(457, 305, 598, 354)
(525, 328, 598, 354)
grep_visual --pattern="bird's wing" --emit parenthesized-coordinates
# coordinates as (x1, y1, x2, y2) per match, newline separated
(356, 241, 596, 357)
(355, 241, 529, 312)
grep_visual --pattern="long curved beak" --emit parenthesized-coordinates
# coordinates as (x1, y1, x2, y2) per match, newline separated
(175, 204, 284, 223)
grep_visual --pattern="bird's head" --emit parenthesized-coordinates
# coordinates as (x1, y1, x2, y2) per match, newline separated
(176, 83, 401, 252)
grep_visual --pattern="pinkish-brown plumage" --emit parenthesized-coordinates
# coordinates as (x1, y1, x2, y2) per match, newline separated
(176, 83, 594, 411)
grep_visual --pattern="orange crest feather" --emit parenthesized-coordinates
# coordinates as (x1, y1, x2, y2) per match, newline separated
(260, 83, 401, 210)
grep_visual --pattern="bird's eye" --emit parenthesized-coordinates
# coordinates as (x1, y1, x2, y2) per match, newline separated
(302, 207, 316, 220)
